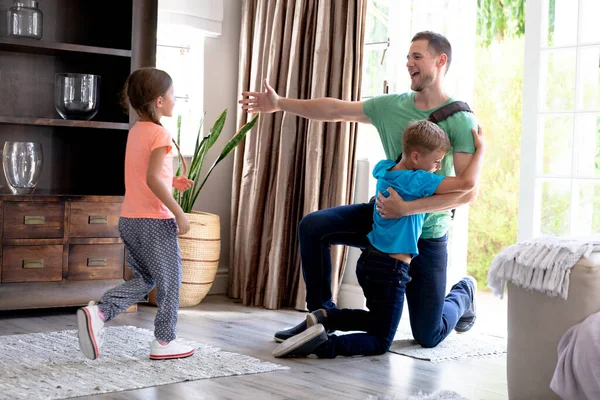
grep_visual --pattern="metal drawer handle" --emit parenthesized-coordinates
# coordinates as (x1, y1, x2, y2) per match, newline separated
(87, 257, 107, 267)
(89, 216, 108, 224)
(22, 259, 44, 269)
(24, 216, 45, 225)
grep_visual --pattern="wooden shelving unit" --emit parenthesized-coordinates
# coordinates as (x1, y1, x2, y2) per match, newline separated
(0, 37, 132, 57)
(0, 0, 160, 194)
(0, 0, 158, 311)
(0, 116, 129, 130)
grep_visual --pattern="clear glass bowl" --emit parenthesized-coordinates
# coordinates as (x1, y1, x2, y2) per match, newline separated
(54, 73, 101, 120)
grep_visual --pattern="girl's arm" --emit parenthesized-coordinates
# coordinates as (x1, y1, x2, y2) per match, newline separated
(173, 176, 193, 191)
(147, 147, 190, 234)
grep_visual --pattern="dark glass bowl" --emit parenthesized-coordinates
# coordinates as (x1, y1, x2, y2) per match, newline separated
(54, 73, 100, 120)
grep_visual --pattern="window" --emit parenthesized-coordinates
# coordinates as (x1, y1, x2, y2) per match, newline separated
(361, 1, 390, 100)
(358, 1, 477, 285)
(519, 0, 600, 239)
(156, 29, 205, 157)
(357, 0, 389, 198)
(358, 0, 477, 195)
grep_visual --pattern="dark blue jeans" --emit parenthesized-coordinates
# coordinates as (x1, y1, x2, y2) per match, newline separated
(298, 202, 472, 348)
(315, 246, 410, 358)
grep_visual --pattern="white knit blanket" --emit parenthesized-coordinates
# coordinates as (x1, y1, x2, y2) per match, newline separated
(487, 236, 600, 299)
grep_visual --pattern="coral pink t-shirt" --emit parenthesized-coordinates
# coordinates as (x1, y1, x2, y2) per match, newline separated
(120, 121, 174, 219)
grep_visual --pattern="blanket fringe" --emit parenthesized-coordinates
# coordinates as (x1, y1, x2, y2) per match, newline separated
(488, 236, 600, 299)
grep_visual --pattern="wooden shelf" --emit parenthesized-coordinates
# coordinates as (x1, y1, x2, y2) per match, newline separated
(0, 116, 129, 130)
(0, 193, 125, 201)
(0, 37, 131, 58)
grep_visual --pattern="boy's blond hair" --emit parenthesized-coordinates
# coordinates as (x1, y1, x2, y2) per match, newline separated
(402, 120, 451, 155)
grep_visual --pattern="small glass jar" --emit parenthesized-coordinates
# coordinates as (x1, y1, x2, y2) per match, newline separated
(7, 1, 43, 40)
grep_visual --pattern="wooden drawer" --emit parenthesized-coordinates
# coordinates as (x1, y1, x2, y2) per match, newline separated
(67, 244, 124, 280)
(70, 203, 121, 238)
(1, 245, 63, 283)
(3, 202, 64, 239)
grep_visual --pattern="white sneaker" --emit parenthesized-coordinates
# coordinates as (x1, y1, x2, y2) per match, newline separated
(149, 339, 195, 360)
(76, 301, 105, 360)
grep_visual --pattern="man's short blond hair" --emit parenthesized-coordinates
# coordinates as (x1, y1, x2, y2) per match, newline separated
(402, 120, 451, 155)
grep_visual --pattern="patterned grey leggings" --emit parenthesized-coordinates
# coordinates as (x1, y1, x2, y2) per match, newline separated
(99, 217, 182, 342)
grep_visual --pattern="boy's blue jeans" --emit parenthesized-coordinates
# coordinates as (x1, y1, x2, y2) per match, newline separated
(298, 202, 472, 349)
(315, 245, 409, 358)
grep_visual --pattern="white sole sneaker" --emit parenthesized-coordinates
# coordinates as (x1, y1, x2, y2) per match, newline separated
(149, 339, 195, 360)
(76, 301, 104, 360)
(272, 324, 327, 358)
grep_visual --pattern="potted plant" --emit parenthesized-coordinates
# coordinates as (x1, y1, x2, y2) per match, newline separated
(149, 110, 258, 307)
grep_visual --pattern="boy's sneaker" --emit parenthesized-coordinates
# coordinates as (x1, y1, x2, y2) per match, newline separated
(272, 324, 328, 358)
(306, 309, 328, 328)
(455, 276, 477, 333)
(149, 339, 195, 360)
(274, 319, 307, 343)
(76, 301, 105, 360)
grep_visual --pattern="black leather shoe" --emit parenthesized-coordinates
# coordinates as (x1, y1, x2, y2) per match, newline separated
(274, 319, 307, 343)
(455, 276, 477, 333)
(272, 324, 328, 358)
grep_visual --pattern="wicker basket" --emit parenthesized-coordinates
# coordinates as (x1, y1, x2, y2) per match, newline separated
(148, 211, 220, 307)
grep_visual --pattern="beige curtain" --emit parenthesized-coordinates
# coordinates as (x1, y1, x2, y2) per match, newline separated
(230, 0, 367, 310)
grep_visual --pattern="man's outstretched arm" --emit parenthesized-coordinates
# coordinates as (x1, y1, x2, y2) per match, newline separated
(239, 79, 371, 124)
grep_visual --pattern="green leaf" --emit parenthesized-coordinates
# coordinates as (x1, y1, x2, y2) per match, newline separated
(181, 110, 227, 212)
(173, 115, 183, 203)
(190, 114, 259, 206)
(477, 0, 526, 47)
(174, 109, 258, 213)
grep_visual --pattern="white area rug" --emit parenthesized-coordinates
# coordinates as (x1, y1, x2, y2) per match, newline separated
(368, 390, 470, 400)
(0, 325, 288, 400)
(389, 323, 506, 363)
(408, 390, 471, 400)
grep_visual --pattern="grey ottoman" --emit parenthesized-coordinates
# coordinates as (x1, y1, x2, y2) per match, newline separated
(507, 252, 600, 399)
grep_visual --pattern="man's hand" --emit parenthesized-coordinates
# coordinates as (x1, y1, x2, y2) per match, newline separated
(376, 187, 408, 219)
(239, 79, 281, 114)
(173, 176, 194, 192)
(472, 125, 485, 153)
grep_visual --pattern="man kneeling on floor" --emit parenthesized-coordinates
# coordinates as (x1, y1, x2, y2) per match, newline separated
(273, 120, 484, 358)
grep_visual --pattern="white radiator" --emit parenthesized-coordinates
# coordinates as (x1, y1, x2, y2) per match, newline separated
(338, 158, 370, 310)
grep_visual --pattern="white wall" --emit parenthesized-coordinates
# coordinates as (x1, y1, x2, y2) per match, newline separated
(158, 0, 224, 35)
(196, 0, 242, 294)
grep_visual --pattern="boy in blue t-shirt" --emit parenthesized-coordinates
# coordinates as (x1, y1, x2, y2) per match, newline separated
(273, 119, 485, 358)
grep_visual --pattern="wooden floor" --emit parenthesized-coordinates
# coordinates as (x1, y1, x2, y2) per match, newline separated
(0, 295, 508, 400)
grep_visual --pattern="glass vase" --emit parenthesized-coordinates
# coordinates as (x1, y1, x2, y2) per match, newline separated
(2, 141, 43, 194)
(7, 0, 43, 40)
(54, 73, 101, 120)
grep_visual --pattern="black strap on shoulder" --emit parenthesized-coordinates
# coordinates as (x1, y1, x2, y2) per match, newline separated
(430, 101, 473, 221)
(393, 101, 473, 219)
(428, 101, 472, 124)
(394, 101, 473, 163)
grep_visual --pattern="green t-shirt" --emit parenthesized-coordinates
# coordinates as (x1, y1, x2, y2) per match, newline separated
(363, 92, 478, 239)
